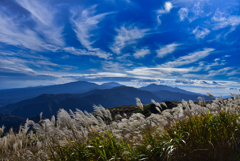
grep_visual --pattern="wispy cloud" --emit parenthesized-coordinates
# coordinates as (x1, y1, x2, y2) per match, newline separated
(133, 48, 151, 59)
(178, 8, 188, 21)
(192, 26, 210, 39)
(70, 5, 113, 50)
(208, 67, 233, 77)
(101, 61, 127, 71)
(126, 67, 194, 77)
(157, 2, 173, 24)
(0, 11, 46, 51)
(82, 72, 128, 79)
(0, 56, 36, 75)
(16, 0, 65, 47)
(64, 47, 112, 59)
(156, 43, 180, 58)
(203, 61, 225, 71)
(211, 9, 240, 30)
(160, 48, 215, 67)
(116, 53, 131, 62)
(110, 25, 149, 54)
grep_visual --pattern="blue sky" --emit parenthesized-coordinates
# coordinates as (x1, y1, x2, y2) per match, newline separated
(0, 0, 239, 96)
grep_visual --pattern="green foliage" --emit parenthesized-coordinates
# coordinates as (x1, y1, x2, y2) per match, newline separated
(43, 111, 240, 161)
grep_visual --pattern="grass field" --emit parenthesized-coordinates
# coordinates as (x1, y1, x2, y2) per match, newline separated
(0, 92, 240, 161)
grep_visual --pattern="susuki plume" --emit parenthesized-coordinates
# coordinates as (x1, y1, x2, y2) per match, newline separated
(136, 97, 144, 111)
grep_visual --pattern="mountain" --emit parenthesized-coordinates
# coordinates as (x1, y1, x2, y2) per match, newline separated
(0, 113, 51, 133)
(99, 82, 122, 89)
(139, 84, 202, 95)
(3, 86, 163, 118)
(0, 81, 119, 107)
(153, 90, 212, 101)
(0, 93, 83, 114)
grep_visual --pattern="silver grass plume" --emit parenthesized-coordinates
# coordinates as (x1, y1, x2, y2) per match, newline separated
(198, 96, 203, 106)
(136, 97, 144, 111)
(99, 104, 108, 118)
(115, 114, 123, 120)
(13, 142, 18, 152)
(151, 99, 162, 111)
(51, 115, 56, 126)
(93, 104, 104, 118)
(106, 109, 112, 120)
(161, 102, 167, 108)
(207, 92, 215, 98)
(39, 112, 43, 123)
(0, 125, 5, 137)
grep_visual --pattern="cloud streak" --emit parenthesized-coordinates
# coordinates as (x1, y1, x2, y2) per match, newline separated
(156, 43, 180, 58)
(111, 25, 149, 54)
(64, 47, 111, 59)
(70, 5, 112, 50)
(16, 0, 65, 47)
(160, 48, 215, 67)
(157, 2, 173, 24)
(192, 26, 210, 39)
(133, 48, 151, 59)
(211, 9, 240, 30)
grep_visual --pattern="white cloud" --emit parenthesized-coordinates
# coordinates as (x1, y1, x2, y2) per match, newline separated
(64, 47, 112, 59)
(133, 48, 151, 59)
(116, 53, 131, 62)
(16, 0, 65, 47)
(110, 25, 149, 54)
(211, 10, 240, 30)
(160, 48, 215, 67)
(156, 43, 180, 58)
(0, 56, 36, 75)
(192, 26, 210, 39)
(102, 61, 126, 71)
(156, 2, 173, 24)
(126, 67, 194, 77)
(192, 2, 204, 17)
(83, 72, 128, 78)
(0, 12, 46, 51)
(207, 67, 233, 77)
(229, 77, 239, 80)
(70, 5, 113, 50)
(164, 2, 173, 12)
(204, 61, 225, 71)
(178, 8, 188, 21)
(226, 69, 240, 76)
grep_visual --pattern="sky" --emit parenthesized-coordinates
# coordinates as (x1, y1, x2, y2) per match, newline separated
(0, 0, 239, 96)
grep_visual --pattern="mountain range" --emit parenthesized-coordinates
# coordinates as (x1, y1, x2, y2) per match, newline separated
(0, 81, 121, 107)
(0, 81, 213, 118)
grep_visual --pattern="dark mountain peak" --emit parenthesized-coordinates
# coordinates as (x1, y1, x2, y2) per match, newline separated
(145, 83, 165, 87)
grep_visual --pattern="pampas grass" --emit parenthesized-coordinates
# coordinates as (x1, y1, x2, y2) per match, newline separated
(0, 92, 240, 160)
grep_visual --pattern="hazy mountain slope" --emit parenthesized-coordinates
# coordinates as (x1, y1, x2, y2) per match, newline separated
(140, 84, 201, 95)
(0, 81, 100, 107)
(153, 90, 212, 101)
(0, 94, 83, 114)
(99, 82, 122, 89)
(9, 86, 163, 118)
(81, 86, 163, 103)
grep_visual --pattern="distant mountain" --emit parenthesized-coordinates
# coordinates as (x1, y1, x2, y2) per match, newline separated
(0, 81, 122, 107)
(0, 93, 83, 114)
(0, 113, 50, 133)
(3, 86, 163, 118)
(139, 84, 202, 95)
(99, 82, 122, 89)
(153, 90, 212, 101)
